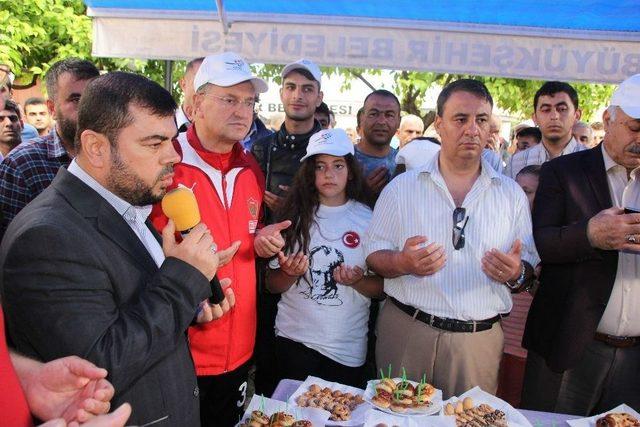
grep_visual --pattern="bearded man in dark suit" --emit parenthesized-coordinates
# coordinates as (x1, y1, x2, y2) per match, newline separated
(0, 72, 234, 426)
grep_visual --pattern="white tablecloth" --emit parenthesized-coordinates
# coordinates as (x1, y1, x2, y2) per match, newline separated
(272, 379, 581, 427)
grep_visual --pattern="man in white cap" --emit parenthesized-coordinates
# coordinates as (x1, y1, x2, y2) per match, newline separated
(522, 73, 640, 414)
(149, 52, 283, 427)
(250, 58, 324, 395)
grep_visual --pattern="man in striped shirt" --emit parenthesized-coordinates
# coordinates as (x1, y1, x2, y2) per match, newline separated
(364, 79, 539, 398)
(504, 81, 586, 179)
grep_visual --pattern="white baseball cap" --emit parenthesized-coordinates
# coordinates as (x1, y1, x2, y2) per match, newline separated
(281, 59, 322, 84)
(193, 52, 268, 93)
(611, 73, 640, 119)
(301, 128, 354, 162)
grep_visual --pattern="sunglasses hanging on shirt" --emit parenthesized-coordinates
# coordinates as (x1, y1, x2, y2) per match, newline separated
(452, 207, 469, 250)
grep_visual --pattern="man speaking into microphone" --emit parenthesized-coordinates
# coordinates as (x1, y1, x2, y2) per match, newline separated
(150, 52, 288, 427)
(0, 72, 224, 426)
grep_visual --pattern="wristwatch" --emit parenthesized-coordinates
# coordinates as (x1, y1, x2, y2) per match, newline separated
(504, 262, 526, 290)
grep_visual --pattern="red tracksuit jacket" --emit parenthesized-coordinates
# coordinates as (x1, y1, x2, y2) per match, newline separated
(151, 125, 265, 376)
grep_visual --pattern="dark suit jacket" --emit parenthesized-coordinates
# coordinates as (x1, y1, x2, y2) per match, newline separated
(0, 168, 211, 426)
(523, 146, 619, 372)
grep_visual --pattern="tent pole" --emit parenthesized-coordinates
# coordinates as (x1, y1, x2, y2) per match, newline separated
(215, 0, 229, 34)
(163, 60, 173, 92)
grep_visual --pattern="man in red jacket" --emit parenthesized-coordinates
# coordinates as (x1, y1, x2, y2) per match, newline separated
(151, 52, 286, 427)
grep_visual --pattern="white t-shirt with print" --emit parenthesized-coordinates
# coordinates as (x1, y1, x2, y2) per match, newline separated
(272, 200, 373, 367)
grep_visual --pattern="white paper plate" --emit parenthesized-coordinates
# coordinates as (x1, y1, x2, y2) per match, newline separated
(364, 410, 456, 427)
(566, 404, 640, 427)
(364, 377, 443, 417)
(439, 386, 531, 427)
(237, 394, 331, 427)
(287, 375, 372, 427)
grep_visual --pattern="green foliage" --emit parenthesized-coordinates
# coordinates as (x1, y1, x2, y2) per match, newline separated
(1, 0, 615, 119)
(0, 0, 183, 99)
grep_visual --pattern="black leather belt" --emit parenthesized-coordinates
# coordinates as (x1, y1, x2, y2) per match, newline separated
(389, 297, 505, 333)
(595, 332, 640, 348)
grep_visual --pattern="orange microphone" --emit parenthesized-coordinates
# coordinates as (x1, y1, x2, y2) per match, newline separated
(162, 185, 225, 304)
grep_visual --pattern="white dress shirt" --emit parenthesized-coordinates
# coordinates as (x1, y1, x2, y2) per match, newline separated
(396, 141, 502, 173)
(175, 106, 190, 132)
(67, 160, 165, 267)
(504, 137, 585, 179)
(364, 153, 539, 321)
(597, 144, 640, 336)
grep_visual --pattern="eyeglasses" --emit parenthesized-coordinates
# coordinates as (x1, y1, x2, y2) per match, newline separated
(208, 93, 255, 110)
(452, 207, 469, 250)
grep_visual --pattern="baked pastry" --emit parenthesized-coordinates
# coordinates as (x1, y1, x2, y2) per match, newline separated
(291, 421, 312, 427)
(250, 410, 269, 425)
(295, 383, 364, 420)
(270, 411, 295, 426)
(596, 413, 640, 427)
(445, 399, 509, 427)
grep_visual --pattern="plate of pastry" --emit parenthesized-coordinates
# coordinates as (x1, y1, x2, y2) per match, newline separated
(237, 394, 330, 427)
(288, 376, 371, 426)
(439, 387, 531, 427)
(363, 409, 455, 427)
(364, 375, 443, 417)
(566, 404, 640, 427)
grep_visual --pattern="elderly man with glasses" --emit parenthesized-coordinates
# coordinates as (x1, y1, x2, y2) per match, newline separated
(364, 79, 539, 399)
(150, 52, 285, 427)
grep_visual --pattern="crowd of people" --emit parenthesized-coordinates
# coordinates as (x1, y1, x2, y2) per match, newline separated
(0, 52, 638, 427)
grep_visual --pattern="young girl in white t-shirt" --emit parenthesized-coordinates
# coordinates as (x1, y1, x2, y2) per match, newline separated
(267, 128, 383, 388)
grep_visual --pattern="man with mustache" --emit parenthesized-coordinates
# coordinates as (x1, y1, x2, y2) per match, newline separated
(504, 81, 586, 179)
(1, 72, 222, 426)
(0, 100, 22, 160)
(355, 89, 401, 197)
(521, 74, 640, 414)
(364, 79, 538, 398)
(0, 59, 99, 237)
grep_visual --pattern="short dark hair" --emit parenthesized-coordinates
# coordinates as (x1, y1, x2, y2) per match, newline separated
(76, 72, 177, 151)
(185, 57, 204, 75)
(516, 126, 542, 143)
(363, 89, 400, 110)
(24, 97, 46, 109)
(45, 58, 100, 102)
(2, 99, 20, 117)
(315, 102, 330, 116)
(437, 79, 493, 117)
(533, 81, 579, 111)
(516, 164, 541, 178)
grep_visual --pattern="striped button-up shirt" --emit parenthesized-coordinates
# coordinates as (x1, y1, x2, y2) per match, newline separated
(364, 154, 539, 321)
(504, 137, 585, 179)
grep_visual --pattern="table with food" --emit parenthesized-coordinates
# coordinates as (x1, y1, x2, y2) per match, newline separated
(246, 373, 640, 427)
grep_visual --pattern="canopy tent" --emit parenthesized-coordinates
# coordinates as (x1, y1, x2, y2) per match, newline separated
(85, 0, 640, 84)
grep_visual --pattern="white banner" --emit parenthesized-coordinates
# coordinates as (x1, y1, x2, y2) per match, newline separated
(92, 17, 640, 83)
